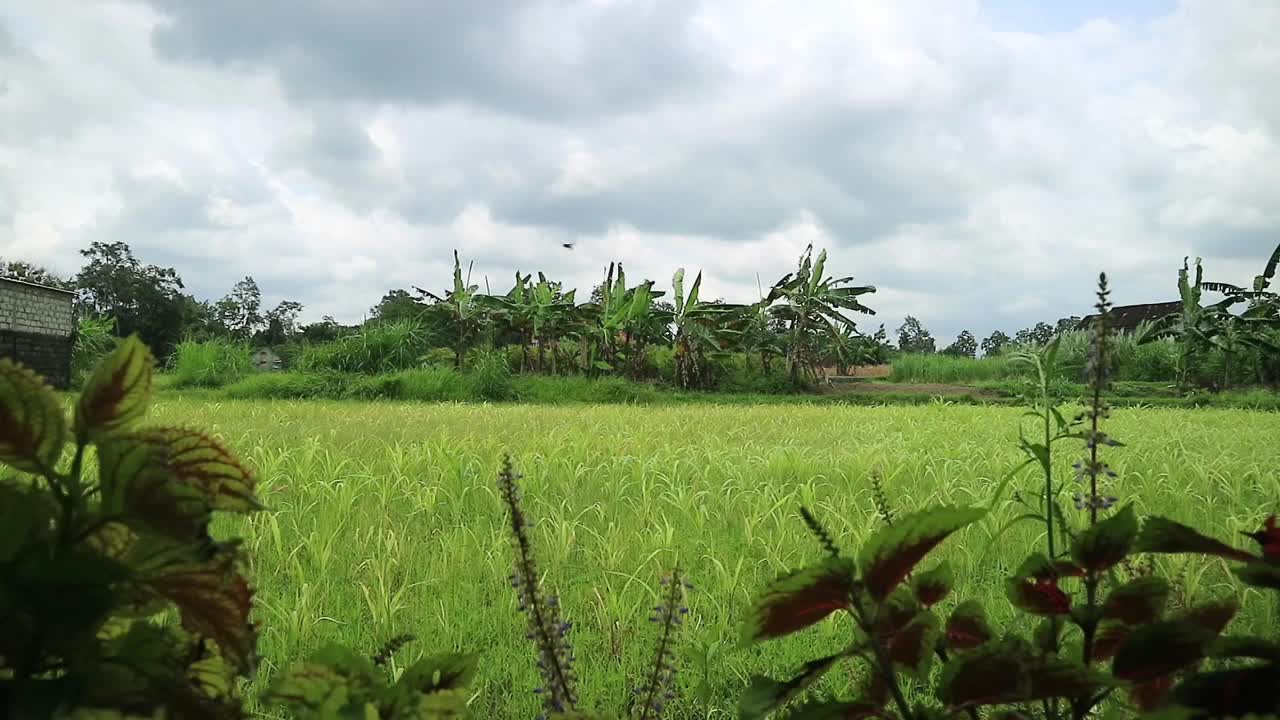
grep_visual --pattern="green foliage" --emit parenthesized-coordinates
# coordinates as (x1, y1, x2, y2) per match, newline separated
(170, 337, 254, 388)
(0, 336, 260, 716)
(732, 274, 1280, 720)
(468, 347, 514, 401)
(71, 314, 118, 388)
(295, 320, 440, 374)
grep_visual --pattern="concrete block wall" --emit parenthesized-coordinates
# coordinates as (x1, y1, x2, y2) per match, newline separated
(0, 277, 77, 389)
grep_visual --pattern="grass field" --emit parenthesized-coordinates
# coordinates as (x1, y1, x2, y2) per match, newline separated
(149, 398, 1280, 718)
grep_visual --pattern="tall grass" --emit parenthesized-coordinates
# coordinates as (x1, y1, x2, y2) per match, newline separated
(71, 314, 117, 388)
(147, 399, 1280, 717)
(169, 337, 253, 388)
(294, 320, 439, 374)
(892, 331, 1183, 384)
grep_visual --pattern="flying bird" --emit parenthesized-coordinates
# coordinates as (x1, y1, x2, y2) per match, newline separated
(562, 243, 575, 250)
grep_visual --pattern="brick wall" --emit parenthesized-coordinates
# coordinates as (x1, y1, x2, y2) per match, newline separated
(0, 277, 77, 389)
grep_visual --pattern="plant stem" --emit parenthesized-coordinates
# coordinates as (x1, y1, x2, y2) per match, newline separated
(847, 589, 915, 720)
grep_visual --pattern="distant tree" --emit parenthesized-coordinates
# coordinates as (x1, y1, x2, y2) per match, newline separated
(369, 289, 431, 325)
(299, 316, 347, 343)
(980, 330, 1011, 357)
(0, 259, 72, 289)
(74, 241, 187, 359)
(942, 330, 977, 358)
(1013, 321, 1055, 347)
(214, 277, 264, 340)
(896, 316, 936, 353)
(257, 300, 304, 346)
(1056, 316, 1082, 334)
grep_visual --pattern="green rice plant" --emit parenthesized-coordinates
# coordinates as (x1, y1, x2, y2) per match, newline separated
(169, 336, 254, 388)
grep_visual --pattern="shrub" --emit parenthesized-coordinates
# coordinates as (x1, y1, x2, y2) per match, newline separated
(295, 320, 438, 374)
(70, 314, 117, 387)
(468, 346, 514, 401)
(169, 337, 254, 388)
(223, 371, 352, 400)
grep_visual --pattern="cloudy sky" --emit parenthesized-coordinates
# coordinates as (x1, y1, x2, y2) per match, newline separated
(2, 1, 1278, 345)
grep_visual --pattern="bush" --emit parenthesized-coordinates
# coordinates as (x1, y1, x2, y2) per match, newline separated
(223, 371, 352, 399)
(295, 320, 438, 374)
(468, 347, 514, 401)
(169, 337, 253, 388)
(70, 314, 116, 387)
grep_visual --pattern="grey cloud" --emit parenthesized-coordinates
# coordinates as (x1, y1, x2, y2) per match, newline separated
(143, 0, 725, 120)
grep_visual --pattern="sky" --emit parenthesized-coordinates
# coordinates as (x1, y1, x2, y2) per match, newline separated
(1, 0, 1278, 347)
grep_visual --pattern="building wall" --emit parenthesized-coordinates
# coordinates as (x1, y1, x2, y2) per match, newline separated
(0, 278, 77, 389)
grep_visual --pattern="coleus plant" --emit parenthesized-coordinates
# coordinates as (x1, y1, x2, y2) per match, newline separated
(736, 275, 1280, 720)
(0, 336, 477, 718)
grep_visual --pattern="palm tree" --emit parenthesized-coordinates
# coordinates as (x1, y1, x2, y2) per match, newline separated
(768, 244, 877, 384)
(669, 268, 744, 389)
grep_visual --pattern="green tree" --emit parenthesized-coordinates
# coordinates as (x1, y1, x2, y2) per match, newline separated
(73, 241, 188, 360)
(258, 300, 304, 346)
(369, 289, 432, 325)
(896, 316, 936, 354)
(980, 329, 1011, 357)
(582, 263, 667, 378)
(768, 244, 877, 384)
(0, 258, 72, 289)
(214, 276, 264, 340)
(942, 329, 978, 358)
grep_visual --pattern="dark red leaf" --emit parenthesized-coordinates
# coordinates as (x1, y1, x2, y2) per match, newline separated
(1006, 577, 1072, 616)
(1102, 576, 1170, 625)
(944, 600, 993, 651)
(1071, 504, 1138, 572)
(1111, 620, 1215, 683)
(1092, 620, 1130, 661)
(857, 506, 985, 600)
(888, 611, 941, 678)
(1128, 675, 1174, 711)
(741, 559, 854, 644)
(1135, 516, 1256, 563)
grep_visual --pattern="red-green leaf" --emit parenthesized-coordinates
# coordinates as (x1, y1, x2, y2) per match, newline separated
(944, 600, 993, 651)
(738, 655, 844, 720)
(0, 483, 57, 562)
(741, 558, 855, 644)
(141, 547, 259, 675)
(1025, 658, 1117, 700)
(1207, 636, 1280, 662)
(1111, 620, 1215, 683)
(1167, 663, 1280, 718)
(136, 427, 263, 513)
(857, 506, 985, 600)
(75, 335, 154, 440)
(1092, 620, 1130, 661)
(910, 561, 954, 607)
(0, 358, 67, 474)
(98, 435, 212, 543)
(784, 700, 883, 720)
(1071, 503, 1138, 572)
(394, 652, 479, 693)
(1102, 576, 1170, 625)
(1006, 577, 1071, 616)
(888, 610, 941, 679)
(871, 586, 921, 641)
(1134, 516, 1256, 563)
(936, 638, 1033, 708)
(1232, 560, 1280, 590)
(1177, 599, 1238, 635)
(1128, 675, 1175, 712)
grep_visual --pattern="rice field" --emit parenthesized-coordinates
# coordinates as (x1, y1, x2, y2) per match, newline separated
(149, 397, 1280, 718)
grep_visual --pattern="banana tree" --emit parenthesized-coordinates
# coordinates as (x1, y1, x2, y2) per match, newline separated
(1136, 256, 1278, 390)
(581, 263, 667, 378)
(527, 273, 578, 374)
(1202, 241, 1280, 316)
(731, 275, 786, 374)
(768, 244, 877, 384)
(669, 268, 745, 389)
(413, 250, 485, 368)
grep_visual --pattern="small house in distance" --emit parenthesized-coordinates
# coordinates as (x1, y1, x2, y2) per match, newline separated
(1076, 301, 1182, 335)
(251, 347, 283, 372)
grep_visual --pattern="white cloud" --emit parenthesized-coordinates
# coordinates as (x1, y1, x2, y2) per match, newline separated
(1, 0, 1278, 347)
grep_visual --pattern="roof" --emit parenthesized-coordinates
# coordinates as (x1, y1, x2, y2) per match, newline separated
(1077, 301, 1182, 331)
(0, 275, 77, 296)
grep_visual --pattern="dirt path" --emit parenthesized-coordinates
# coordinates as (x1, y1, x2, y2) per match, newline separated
(820, 381, 1002, 398)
